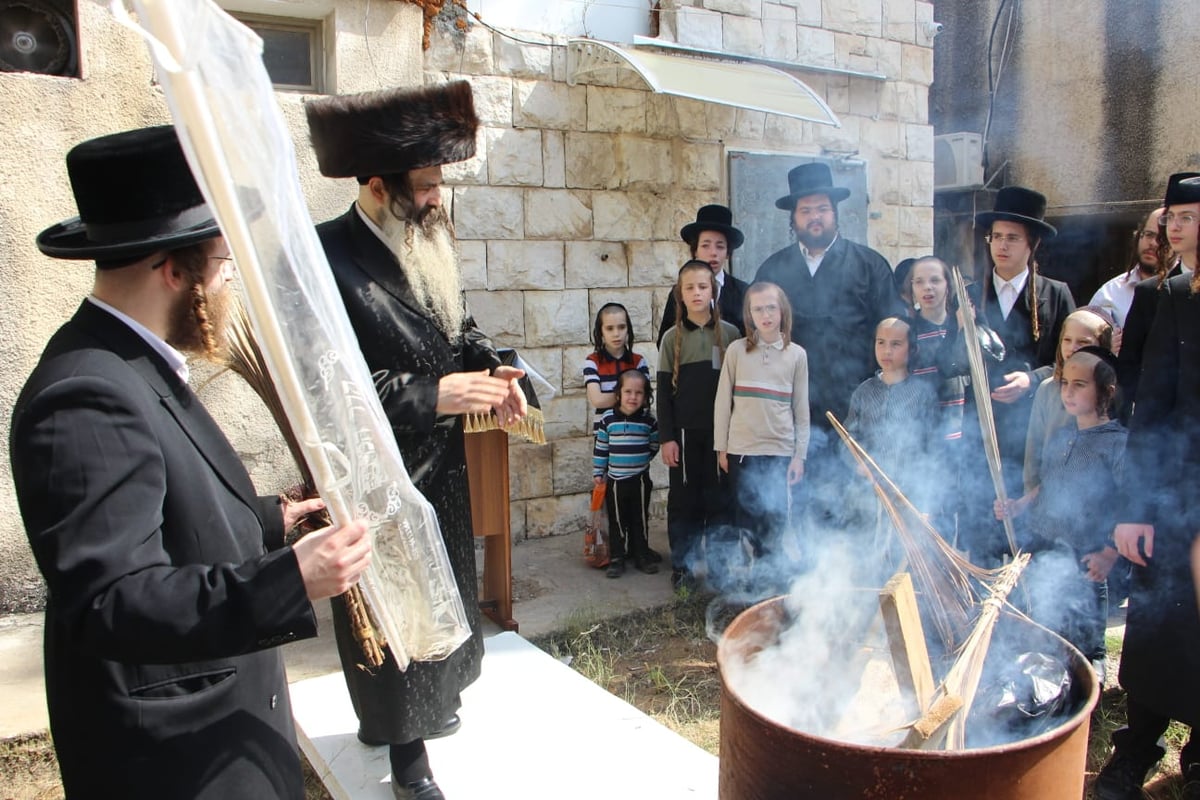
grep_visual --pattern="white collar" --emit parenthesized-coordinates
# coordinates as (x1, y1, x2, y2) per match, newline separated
(994, 267, 1029, 295)
(86, 296, 190, 384)
(757, 334, 786, 350)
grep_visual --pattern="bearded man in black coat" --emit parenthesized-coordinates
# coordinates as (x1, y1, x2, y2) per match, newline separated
(10, 126, 371, 799)
(754, 162, 905, 535)
(306, 82, 527, 800)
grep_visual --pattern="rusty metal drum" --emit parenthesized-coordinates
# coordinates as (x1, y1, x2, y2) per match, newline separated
(717, 596, 1099, 800)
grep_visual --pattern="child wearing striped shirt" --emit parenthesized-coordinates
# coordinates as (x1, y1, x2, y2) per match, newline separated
(583, 302, 651, 432)
(714, 282, 810, 561)
(593, 369, 660, 578)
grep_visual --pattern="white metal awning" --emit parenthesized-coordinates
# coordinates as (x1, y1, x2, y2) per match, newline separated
(566, 38, 840, 128)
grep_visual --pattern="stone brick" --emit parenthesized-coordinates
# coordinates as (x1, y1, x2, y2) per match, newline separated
(825, 74, 851, 114)
(628, 241, 691, 287)
(586, 86, 648, 133)
(734, 108, 767, 139)
(541, 394, 590, 442)
(516, 345, 565, 400)
(901, 42, 934, 85)
(869, 204, 899, 250)
(705, 105, 739, 141)
(849, 75, 881, 117)
(906, 122, 934, 162)
(510, 501, 527, 541)
(524, 189, 593, 239)
(763, 114, 810, 148)
(441, 127, 487, 185)
(561, 344, 593, 393)
(551, 42, 569, 83)
(794, 0, 822, 25)
(883, 0, 916, 42)
(898, 205, 933, 247)
(487, 128, 544, 186)
(525, 492, 588, 538)
(679, 142, 722, 191)
(763, 4, 799, 61)
(465, 290, 524, 345)
(860, 118, 905, 160)
(660, 6, 724, 50)
(542, 131, 566, 188)
(494, 33, 554, 79)
(914, 1, 936, 47)
(565, 241, 629, 289)
(454, 186, 524, 239)
(564, 132, 620, 190)
(651, 285, 676, 333)
(812, 113, 861, 155)
(724, 15, 765, 57)
(509, 442, 552, 500)
(552, 438, 595, 495)
(910, 159, 934, 206)
(486, 241, 565, 290)
(912, 83, 929, 125)
(525, 289, 591, 347)
(463, 74, 513, 127)
(640, 340, 661, 375)
(618, 137, 674, 192)
(426, 23, 493, 74)
(513, 80, 574, 129)
(796, 26, 837, 67)
(655, 97, 709, 140)
(874, 39, 903, 79)
(593, 192, 658, 241)
(704, 0, 762, 15)
(458, 240, 486, 291)
(591, 287, 656, 345)
(822, 0, 882, 37)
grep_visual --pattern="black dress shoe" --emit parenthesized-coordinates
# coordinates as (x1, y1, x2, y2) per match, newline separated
(425, 713, 461, 740)
(392, 776, 445, 800)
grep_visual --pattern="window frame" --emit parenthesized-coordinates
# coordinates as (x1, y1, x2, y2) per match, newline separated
(229, 11, 324, 93)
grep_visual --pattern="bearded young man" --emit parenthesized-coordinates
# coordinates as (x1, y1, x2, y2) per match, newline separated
(1090, 207, 1164, 328)
(306, 82, 526, 800)
(10, 126, 371, 799)
(753, 162, 905, 533)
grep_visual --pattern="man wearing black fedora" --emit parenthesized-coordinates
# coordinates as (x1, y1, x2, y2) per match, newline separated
(1117, 172, 1200, 409)
(307, 82, 527, 800)
(9, 125, 372, 798)
(657, 204, 749, 341)
(754, 162, 904, 532)
(942, 185, 1074, 562)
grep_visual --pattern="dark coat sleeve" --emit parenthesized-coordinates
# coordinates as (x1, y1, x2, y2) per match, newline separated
(658, 293, 678, 346)
(1117, 278, 1160, 407)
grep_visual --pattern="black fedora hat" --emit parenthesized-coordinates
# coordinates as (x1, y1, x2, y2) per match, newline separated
(680, 204, 744, 250)
(37, 126, 219, 262)
(774, 162, 851, 210)
(975, 185, 1057, 237)
(1163, 172, 1200, 206)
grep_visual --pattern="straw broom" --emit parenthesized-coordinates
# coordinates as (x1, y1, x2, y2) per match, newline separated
(951, 266, 1019, 557)
(223, 297, 387, 669)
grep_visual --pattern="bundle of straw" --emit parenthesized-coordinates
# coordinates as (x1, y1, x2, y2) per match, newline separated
(951, 266, 1019, 557)
(223, 297, 386, 669)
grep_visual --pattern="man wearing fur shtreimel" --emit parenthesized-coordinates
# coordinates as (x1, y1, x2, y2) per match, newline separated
(306, 82, 527, 800)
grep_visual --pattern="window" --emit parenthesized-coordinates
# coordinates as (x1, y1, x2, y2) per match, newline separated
(231, 13, 323, 92)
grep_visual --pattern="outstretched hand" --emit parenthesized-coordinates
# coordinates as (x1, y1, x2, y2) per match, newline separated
(437, 370, 511, 415)
(292, 519, 372, 601)
(491, 365, 528, 427)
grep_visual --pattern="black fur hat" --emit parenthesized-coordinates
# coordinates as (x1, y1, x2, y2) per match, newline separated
(305, 81, 479, 178)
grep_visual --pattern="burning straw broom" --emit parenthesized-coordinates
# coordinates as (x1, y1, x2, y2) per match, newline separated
(223, 296, 387, 669)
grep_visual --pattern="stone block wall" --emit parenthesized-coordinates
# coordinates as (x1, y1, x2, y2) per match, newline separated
(425, 0, 934, 541)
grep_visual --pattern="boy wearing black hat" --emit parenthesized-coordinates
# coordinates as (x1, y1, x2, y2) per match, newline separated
(754, 162, 905, 531)
(657, 204, 750, 341)
(307, 82, 527, 800)
(10, 126, 371, 799)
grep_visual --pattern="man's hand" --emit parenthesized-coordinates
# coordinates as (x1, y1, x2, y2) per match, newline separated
(1115, 523, 1154, 567)
(1111, 326, 1124, 357)
(491, 365, 528, 427)
(991, 371, 1031, 404)
(292, 519, 371, 601)
(787, 456, 805, 485)
(717, 451, 729, 473)
(436, 370, 511, 415)
(661, 441, 680, 468)
(1082, 546, 1119, 582)
(282, 496, 325, 533)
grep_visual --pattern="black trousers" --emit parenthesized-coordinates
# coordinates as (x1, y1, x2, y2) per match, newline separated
(666, 427, 730, 570)
(605, 472, 652, 562)
(726, 453, 791, 557)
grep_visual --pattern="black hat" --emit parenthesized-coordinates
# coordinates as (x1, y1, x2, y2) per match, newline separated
(680, 204, 744, 250)
(1163, 172, 1200, 206)
(306, 81, 479, 179)
(974, 186, 1057, 237)
(774, 162, 851, 210)
(37, 126, 219, 262)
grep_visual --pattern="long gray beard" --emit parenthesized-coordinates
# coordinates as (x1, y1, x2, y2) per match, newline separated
(379, 209, 465, 338)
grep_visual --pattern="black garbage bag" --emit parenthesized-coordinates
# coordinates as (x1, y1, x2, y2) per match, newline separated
(968, 651, 1076, 748)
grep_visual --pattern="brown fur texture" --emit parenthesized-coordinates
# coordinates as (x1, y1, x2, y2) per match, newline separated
(305, 81, 478, 178)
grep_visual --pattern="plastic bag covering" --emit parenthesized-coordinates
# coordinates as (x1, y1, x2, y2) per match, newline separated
(970, 651, 1076, 747)
(116, 0, 471, 669)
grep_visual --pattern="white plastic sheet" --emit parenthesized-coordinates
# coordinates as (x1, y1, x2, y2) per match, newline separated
(114, 0, 471, 668)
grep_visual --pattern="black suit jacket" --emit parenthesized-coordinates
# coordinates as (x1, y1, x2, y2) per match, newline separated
(9, 301, 316, 799)
(1116, 264, 1182, 410)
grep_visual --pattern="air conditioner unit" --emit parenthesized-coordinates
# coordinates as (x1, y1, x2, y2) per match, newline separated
(934, 132, 984, 191)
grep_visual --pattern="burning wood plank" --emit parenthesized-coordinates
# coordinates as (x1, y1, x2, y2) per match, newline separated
(879, 572, 936, 715)
(900, 693, 964, 750)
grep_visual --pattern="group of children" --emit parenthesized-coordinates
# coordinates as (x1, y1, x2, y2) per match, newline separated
(586, 255, 1126, 670)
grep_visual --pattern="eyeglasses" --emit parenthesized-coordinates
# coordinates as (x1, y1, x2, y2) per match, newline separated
(984, 233, 1026, 246)
(1161, 212, 1200, 227)
(1135, 230, 1160, 241)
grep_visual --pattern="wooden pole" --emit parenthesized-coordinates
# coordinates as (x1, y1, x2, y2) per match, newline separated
(879, 572, 936, 715)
